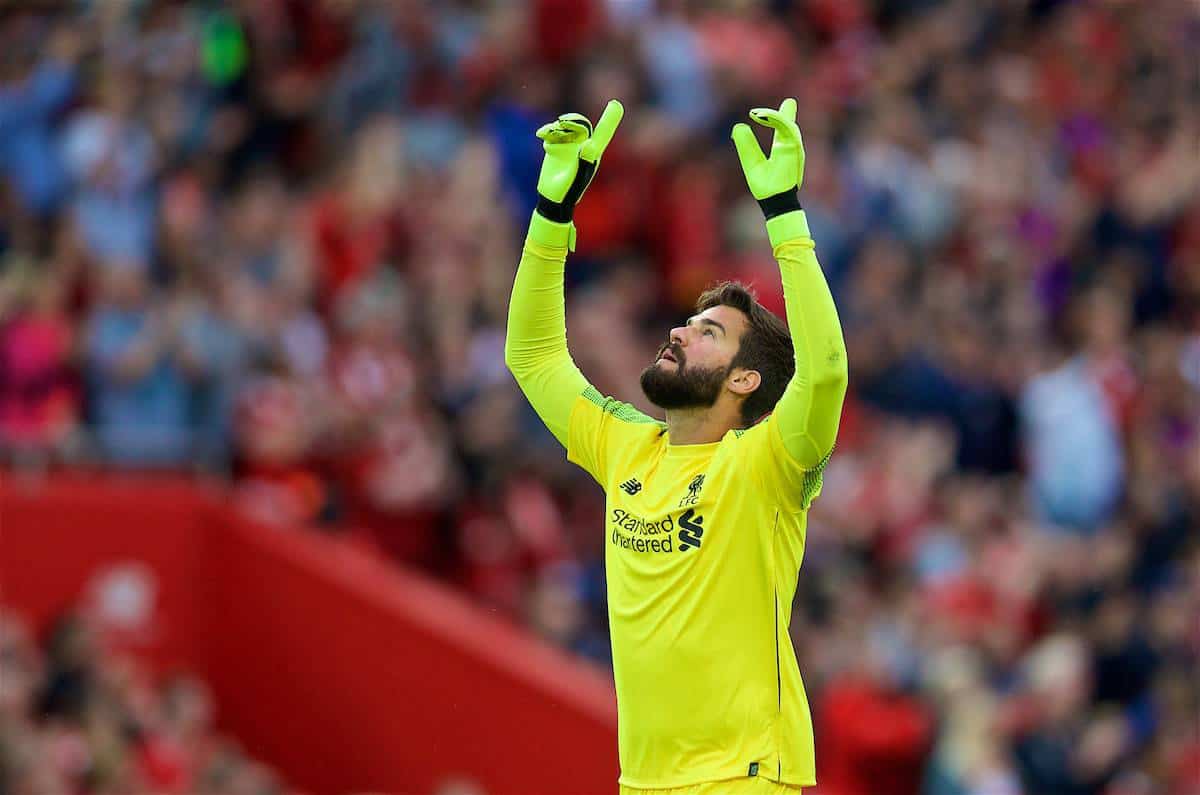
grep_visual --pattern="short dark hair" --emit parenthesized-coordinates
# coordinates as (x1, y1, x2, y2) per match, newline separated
(695, 280, 794, 427)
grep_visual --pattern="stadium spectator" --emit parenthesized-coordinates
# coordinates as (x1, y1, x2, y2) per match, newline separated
(0, 608, 290, 795)
(0, 20, 79, 226)
(0, 265, 79, 463)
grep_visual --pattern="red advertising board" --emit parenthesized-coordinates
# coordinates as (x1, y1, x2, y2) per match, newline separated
(0, 475, 618, 795)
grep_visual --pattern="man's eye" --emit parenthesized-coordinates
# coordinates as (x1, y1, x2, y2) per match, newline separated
(704, 329, 714, 337)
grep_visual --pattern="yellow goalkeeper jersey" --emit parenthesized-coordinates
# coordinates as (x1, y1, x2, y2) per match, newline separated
(505, 212, 847, 790)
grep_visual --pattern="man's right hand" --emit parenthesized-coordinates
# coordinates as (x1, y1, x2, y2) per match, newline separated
(534, 99, 624, 225)
(731, 98, 805, 220)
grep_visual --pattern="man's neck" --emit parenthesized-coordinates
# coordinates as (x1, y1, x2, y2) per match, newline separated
(664, 406, 737, 446)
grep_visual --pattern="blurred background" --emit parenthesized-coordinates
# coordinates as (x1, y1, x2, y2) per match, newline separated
(0, 1, 1197, 794)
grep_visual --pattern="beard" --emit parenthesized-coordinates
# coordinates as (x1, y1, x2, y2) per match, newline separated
(640, 346, 731, 410)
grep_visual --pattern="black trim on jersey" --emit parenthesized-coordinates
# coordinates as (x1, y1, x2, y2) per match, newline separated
(774, 589, 782, 780)
(773, 589, 781, 708)
(772, 509, 782, 780)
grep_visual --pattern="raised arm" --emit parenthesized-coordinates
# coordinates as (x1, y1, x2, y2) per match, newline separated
(505, 215, 589, 447)
(504, 101, 624, 448)
(769, 216, 847, 467)
(732, 99, 848, 468)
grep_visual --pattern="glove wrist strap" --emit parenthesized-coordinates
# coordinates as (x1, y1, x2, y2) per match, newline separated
(536, 158, 599, 224)
(757, 189, 802, 220)
(536, 196, 575, 223)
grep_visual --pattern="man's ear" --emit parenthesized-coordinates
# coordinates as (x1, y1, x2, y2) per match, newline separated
(728, 368, 761, 397)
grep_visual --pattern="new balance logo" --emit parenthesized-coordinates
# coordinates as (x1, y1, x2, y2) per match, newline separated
(619, 478, 642, 495)
(678, 508, 704, 551)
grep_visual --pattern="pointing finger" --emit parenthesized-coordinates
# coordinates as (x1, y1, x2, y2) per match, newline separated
(580, 100, 624, 162)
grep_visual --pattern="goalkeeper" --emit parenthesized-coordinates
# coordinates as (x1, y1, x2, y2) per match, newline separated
(505, 98, 848, 794)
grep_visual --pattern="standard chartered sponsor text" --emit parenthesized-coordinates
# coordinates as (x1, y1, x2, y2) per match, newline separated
(610, 509, 675, 553)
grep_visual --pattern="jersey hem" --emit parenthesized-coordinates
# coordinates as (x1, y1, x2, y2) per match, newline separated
(617, 768, 816, 790)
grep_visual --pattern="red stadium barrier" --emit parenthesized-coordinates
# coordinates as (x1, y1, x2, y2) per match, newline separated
(0, 475, 618, 795)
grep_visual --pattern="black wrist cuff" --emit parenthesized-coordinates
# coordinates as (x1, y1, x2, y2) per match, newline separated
(536, 196, 574, 223)
(536, 158, 599, 224)
(757, 190, 802, 220)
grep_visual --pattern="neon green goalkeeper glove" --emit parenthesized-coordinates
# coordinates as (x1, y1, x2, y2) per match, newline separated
(531, 100, 623, 249)
(731, 98, 810, 245)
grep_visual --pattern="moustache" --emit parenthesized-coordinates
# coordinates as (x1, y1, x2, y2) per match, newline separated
(655, 342, 684, 365)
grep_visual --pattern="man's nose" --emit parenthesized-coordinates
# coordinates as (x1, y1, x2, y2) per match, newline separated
(669, 326, 688, 346)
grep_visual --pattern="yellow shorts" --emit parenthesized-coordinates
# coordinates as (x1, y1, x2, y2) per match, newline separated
(619, 778, 803, 795)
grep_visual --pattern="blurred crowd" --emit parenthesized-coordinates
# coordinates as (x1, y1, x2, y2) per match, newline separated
(0, 1, 1196, 794)
(0, 609, 290, 795)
